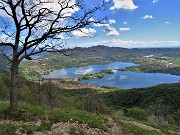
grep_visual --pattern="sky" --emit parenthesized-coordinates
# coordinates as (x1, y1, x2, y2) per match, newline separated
(0, 0, 180, 48)
(68, 0, 180, 48)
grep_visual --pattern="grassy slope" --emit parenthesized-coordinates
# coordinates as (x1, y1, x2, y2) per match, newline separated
(0, 71, 180, 134)
(0, 101, 179, 135)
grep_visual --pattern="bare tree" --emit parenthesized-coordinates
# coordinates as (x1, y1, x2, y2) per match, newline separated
(0, 0, 107, 114)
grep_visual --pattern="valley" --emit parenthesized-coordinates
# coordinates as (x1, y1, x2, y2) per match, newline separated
(18, 46, 180, 81)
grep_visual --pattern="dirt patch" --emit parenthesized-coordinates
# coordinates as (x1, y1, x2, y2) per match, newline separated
(34, 118, 124, 135)
(123, 120, 165, 135)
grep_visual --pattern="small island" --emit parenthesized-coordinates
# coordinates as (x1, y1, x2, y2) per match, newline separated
(78, 69, 114, 80)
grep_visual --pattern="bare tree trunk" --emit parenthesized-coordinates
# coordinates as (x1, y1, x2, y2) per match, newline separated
(10, 58, 19, 114)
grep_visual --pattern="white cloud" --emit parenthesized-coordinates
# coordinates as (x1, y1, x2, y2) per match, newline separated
(142, 15, 155, 19)
(164, 22, 172, 25)
(109, 19, 116, 24)
(105, 26, 119, 36)
(0, 34, 9, 41)
(110, 0, 138, 10)
(123, 22, 128, 25)
(88, 17, 96, 22)
(108, 39, 180, 47)
(56, 34, 64, 39)
(153, 0, 159, 3)
(120, 27, 131, 31)
(105, 0, 111, 2)
(72, 28, 96, 38)
(41, 0, 79, 17)
(0, 0, 79, 18)
(94, 20, 116, 27)
(75, 39, 180, 48)
(94, 23, 110, 27)
(0, 1, 12, 17)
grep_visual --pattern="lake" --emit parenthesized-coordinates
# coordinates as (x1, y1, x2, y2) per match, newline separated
(42, 62, 180, 89)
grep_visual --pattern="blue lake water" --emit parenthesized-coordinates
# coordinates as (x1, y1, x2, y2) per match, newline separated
(42, 62, 180, 89)
(42, 62, 137, 78)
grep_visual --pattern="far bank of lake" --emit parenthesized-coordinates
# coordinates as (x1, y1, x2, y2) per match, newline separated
(42, 62, 180, 89)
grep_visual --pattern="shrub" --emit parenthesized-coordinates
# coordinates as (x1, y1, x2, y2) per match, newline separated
(148, 115, 168, 125)
(70, 127, 87, 135)
(167, 115, 176, 125)
(81, 96, 109, 114)
(126, 107, 147, 121)
(19, 85, 36, 104)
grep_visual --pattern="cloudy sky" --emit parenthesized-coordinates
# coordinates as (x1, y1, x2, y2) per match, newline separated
(0, 0, 180, 48)
(69, 0, 180, 48)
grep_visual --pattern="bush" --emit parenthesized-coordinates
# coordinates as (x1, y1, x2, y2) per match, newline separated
(19, 85, 36, 104)
(70, 127, 86, 135)
(167, 115, 176, 125)
(81, 96, 109, 114)
(0, 76, 9, 100)
(126, 107, 147, 121)
(148, 115, 168, 125)
(172, 110, 180, 126)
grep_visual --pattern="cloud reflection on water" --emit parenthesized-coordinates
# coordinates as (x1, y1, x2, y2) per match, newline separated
(74, 66, 95, 75)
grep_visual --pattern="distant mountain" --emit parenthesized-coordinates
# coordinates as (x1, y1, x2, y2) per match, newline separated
(2, 45, 180, 74)
(67, 45, 144, 59)
(0, 46, 48, 58)
(139, 48, 180, 57)
(68, 45, 180, 56)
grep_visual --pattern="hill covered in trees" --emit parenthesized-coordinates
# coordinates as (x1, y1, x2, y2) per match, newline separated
(0, 70, 180, 134)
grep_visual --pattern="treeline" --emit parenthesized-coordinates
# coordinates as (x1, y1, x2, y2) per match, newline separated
(142, 67, 180, 75)
(140, 48, 180, 57)
(122, 66, 180, 75)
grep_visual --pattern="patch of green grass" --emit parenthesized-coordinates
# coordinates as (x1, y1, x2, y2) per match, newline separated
(151, 124, 180, 135)
(170, 57, 180, 67)
(0, 101, 108, 132)
(19, 102, 46, 117)
(49, 110, 107, 129)
(0, 101, 9, 118)
(120, 66, 142, 72)
(112, 117, 162, 135)
(0, 123, 17, 135)
(70, 127, 89, 135)
(38, 121, 52, 131)
(126, 107, 148, 121)
(0, 121, 52, 135)
(20, 124, 39, 134)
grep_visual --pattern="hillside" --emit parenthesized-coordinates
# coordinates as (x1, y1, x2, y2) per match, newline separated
(1, 46, 180, 134)
(0, 71, 180, 134)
